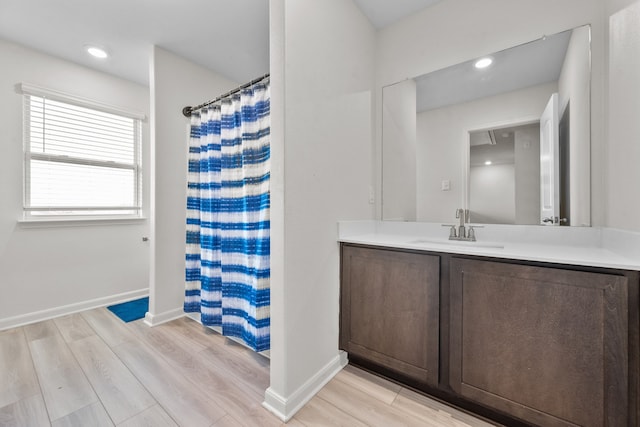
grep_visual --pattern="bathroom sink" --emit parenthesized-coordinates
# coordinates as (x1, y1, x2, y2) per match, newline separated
(408, 239, 504, 249)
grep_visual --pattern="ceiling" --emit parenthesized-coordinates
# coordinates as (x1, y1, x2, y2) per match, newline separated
(0, 0, 270, 86)
(469, 123, 540, 167)
(415, 29, 573, 112)
(352, 0, 442, 29)
(0, 0, 441, 87)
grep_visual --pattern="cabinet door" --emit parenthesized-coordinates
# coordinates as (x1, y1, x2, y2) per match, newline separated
(340, 245, 439, 385)
(450, 258, 628, 427)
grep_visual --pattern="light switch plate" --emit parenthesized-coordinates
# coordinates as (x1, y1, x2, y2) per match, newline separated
(441, 180, 451, 191)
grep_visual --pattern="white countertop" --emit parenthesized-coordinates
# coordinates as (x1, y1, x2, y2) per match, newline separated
(338, 221, 640, 271)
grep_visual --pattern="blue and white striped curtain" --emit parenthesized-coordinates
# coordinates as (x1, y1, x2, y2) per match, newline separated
(184, 80, 270, 352)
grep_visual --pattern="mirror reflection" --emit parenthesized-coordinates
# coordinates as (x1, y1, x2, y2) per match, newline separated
(469, 123, 541, 225)
(382, 25, 591, 226)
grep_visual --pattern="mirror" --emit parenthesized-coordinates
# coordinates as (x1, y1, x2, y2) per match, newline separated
(382, 25, 591, 226)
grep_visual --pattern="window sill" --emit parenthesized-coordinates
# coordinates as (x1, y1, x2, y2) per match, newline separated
(18, 216, 147, 228)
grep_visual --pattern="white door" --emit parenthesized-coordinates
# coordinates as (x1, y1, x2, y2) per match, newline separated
(540, 93, 559, 225)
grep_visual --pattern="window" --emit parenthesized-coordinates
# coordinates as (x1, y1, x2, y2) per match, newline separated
(22, 86, 142, 219)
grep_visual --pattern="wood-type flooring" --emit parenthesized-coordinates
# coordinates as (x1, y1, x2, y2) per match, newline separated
(0, 307, 494, 426)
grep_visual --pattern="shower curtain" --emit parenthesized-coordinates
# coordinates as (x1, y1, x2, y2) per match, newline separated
(184, 79, 270, 352)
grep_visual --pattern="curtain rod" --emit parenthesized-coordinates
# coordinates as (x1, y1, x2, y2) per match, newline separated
(182, 73, 270, 117)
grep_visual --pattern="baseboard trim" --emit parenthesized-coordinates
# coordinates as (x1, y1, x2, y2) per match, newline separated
(262, 351, 348, 421)
(143, 307, 184, 327)
(0, 288, 149, 331)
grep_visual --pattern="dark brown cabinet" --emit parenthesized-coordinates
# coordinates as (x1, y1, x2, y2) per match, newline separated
(449, 258, 629, 427)
(340, 243, 640, 427)
(340, 245, 440, 385)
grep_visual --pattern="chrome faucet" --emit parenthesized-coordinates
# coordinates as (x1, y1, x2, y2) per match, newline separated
(442, 208, 480, 241)
(455, 208, 466, 240)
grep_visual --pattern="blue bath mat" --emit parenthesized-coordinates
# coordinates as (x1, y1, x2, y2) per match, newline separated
(107, 297, 149, 322)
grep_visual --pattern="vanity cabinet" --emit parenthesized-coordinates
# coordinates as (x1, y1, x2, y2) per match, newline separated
(450, 258, 629, 427)
(340, 244, 440, 385)
(339, 243, 640, 427)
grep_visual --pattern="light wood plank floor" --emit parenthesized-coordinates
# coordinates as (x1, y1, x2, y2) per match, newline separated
(0, 307, 495, 426)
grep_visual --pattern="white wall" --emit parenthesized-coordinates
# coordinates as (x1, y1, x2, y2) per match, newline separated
(470, 164, 516, 224)
(514, 126, 541, 225)
(607, 0, 640, 15)
(607, 0, 640, 231)
(416, 82, 555, 223)
(0, 38, 150, 328)
(558, 25, 591, 226)
(266, 0, 376, 420)
(376, 0, 606, 225)
(382, 79, 417, 221)
(147, 46, 237, 324)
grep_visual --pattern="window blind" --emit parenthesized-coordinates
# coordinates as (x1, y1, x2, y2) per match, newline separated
(24, 93, 141, 217)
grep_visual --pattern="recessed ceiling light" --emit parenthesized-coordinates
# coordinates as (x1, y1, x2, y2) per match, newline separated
(474, 57, 493, 69)
(485, 161, 492, 165)
(86, 45, 109, 59)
